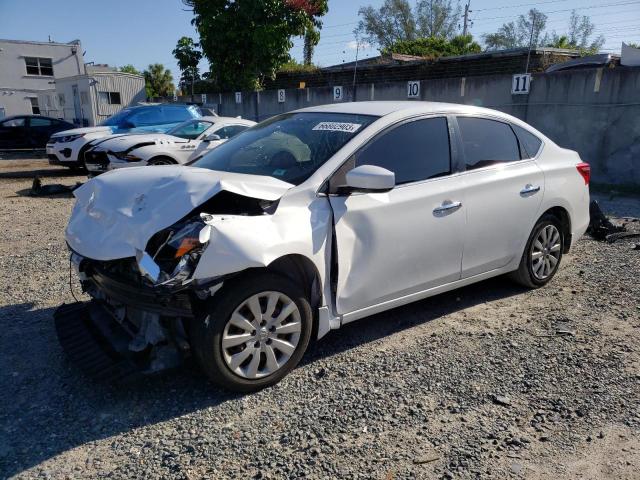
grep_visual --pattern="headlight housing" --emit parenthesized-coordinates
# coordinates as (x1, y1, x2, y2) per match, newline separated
(112, 151, 142, 162)
(51, 133, 85, 143)
(143, 218, 208, 286)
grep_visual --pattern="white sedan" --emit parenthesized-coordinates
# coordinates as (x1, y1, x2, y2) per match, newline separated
(83, 116, 255, 175)
(58, 102, 590, 391)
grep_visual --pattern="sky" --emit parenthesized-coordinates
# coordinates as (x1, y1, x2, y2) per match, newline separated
(0, 0, 638, 86)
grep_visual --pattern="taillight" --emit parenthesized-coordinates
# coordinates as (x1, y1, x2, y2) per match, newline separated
(576, 162, 590, 185)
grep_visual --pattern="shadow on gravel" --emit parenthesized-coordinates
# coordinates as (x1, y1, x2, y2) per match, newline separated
(0, 277, 523, 477)
(0, 168, 81, 179)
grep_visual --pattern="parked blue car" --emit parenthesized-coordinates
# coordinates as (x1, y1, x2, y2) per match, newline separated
(47, 104, 202, 169)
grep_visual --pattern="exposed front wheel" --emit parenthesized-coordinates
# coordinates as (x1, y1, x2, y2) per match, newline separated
(510, 214, 564, 288)
(191, 272, 313, 392)
(148, 156, 176, 166)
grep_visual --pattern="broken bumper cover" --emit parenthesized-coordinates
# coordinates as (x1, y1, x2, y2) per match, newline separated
(54, 302, 144, 382)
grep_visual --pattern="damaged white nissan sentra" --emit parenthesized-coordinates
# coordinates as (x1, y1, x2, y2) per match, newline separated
(56, 101, 590, 391)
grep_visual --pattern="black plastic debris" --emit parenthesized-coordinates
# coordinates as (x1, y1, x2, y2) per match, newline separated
(587, 200, 626, 241)
(30, 176, 82, 196)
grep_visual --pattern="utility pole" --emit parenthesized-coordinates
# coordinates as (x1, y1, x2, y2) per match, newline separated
(462, 1, 471, 36)
(525, 15, 537, 74)
(352, 38, 360, 102)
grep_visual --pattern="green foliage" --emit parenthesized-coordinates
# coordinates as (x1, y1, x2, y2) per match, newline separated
(627, 43, 640, 49)
(382, 34, 481, 58)
(184, 0, 328, 91)
(278, 58, 319, 73)
(483, 8, 548, 50)
(119, 64, 141, 75)
(484, 8, 604, 54)
(357, 0, 461, 50)
(172, 36, 203, 95)
(143, 63, 175, 98)
(303, 27, 321, 65)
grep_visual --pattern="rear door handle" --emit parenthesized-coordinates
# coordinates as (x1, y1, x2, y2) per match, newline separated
(433, 200, 462, 216)
(520, 184, 541, 195)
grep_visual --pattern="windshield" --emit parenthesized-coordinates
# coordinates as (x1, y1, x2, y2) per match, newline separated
(168, 119, 215, 139)
(100, 108, 133, 127)
(191, 112, 378, 185)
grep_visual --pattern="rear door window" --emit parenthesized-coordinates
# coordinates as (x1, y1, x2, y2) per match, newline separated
(457, 117, 521, 170)
(354, 117, 451, 185)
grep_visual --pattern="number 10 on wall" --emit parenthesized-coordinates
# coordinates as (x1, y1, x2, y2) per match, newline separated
(512, 74, 531, 95)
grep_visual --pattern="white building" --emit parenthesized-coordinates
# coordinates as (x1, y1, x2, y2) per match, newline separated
(0, 38, 146, 126)
(0, 38, 85, 119)
(39, 65, 146, 126)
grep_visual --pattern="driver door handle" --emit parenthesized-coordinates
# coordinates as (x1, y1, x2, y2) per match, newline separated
(433, 201, 462, 216)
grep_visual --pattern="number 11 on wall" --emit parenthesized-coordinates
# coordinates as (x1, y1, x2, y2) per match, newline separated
(512, 74, 531, 95)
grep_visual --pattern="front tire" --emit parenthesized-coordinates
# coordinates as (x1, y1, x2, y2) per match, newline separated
(191, 272, 313, 392)
(148, 156, 176, 166)
(510, 214, 564, 288)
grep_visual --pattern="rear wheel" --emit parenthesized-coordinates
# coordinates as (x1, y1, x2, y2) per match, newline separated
(148, 156, 176, 166)
(510, 214, 564, 288)
(191, 272, 312, 392)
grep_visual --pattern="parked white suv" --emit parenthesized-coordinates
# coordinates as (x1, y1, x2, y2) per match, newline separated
(57, 102, 590, 391)
(84, 117, 255, 175)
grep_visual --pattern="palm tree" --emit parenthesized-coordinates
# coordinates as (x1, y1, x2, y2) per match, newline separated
(143, 64, 175, 99)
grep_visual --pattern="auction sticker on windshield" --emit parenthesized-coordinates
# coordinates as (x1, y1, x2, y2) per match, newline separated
(312, 122, 362, 133)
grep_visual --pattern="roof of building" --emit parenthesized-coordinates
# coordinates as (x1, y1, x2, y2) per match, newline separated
(0, 38, 81, 47)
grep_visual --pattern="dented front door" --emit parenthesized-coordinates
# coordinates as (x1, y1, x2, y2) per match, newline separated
(329, 177, 465, 315)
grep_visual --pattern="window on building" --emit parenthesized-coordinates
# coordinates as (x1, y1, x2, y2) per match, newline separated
(98, 92, 122, 105)
(29, 98, 41, 115)
(24, 57, 54, 76)
(457, 117, 521, 171)
(354, 117, 451, 185)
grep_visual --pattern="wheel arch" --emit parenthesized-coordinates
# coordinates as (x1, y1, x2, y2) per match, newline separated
(148, 154, 178, 165)
(540, 206, 572, 253)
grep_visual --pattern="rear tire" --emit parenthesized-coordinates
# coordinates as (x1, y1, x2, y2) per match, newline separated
(510, 214, 564, 288)
(191, 271, 313, 392)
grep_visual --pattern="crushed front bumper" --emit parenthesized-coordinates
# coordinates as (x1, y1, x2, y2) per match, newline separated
(54, 301, 144, 382)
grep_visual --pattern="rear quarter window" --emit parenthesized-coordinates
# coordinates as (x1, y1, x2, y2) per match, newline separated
(512, 124, 543, 159)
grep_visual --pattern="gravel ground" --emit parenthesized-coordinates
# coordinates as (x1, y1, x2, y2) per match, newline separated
(1, 159, 639, 480)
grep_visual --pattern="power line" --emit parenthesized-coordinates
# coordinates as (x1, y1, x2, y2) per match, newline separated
(474, 0, 571, 12)
(472, 0, 640, 24)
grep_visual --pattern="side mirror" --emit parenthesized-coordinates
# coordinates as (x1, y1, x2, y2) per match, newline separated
(204, 133, 221, 142)
(345, 165, 395, 192)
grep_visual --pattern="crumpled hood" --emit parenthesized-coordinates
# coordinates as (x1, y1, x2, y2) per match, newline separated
(51, 126, 113, 137)
(66, 166, 293, 261)
(91, 133, 188, 152)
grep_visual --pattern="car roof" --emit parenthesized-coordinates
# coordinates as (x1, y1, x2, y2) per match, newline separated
(294, 101, 508, 118)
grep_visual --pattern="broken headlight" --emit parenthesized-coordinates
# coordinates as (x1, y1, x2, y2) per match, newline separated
(143, 217, 209, 286)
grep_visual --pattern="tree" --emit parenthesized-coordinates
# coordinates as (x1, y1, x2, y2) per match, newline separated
(143, 64, 175, 98)
(546, 11, 604, 54)
(416, 0, 461, 39)
(484, 9, 605, 54)
(382, 34, 480, 58)
(119, 64, 141, 75)
(303, 27, 321, 65)
(357, 0, 461, 50)
(172, 36, 202, 102)
(184, 0, 328, 91)
(483, 8, 548, 50)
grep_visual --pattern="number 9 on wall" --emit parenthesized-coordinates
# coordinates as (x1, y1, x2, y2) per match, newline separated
(512, 74, 531, 95)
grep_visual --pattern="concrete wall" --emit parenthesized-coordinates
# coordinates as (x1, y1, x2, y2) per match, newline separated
(210, 67, 640, 186)
(0, 39, 85, 117)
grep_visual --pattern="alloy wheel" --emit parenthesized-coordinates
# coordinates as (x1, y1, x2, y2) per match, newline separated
(530, 224, 562, 280)
(221, 291, 302, 379)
